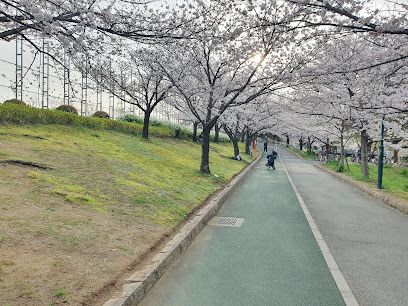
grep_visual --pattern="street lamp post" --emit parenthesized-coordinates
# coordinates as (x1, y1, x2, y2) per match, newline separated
(377, 116, 385, 189)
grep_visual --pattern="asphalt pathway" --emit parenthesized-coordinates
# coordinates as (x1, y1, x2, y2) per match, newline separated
(280, 149, 408, 306)
(139, 152, 345, 306)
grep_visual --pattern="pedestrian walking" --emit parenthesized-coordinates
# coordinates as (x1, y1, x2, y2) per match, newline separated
(252, 139, 257, 151)
(263, 141, 268, 152)
(251, 140, 257, 157)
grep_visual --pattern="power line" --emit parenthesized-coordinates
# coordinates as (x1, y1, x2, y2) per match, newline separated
(0, 83, 62, 100)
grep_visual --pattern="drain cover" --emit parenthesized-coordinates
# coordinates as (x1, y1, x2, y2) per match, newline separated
(209, 217, 244, 227)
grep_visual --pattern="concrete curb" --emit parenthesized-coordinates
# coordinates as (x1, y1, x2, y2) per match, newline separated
(104, 152, 262, 306)
(315, 164, 408, 216)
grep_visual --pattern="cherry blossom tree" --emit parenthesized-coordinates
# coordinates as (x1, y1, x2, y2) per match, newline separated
(0, 0, 211, 42)
(157, 0, 318, 173)
(285, 0, 408, 36)
(281, 34, 407, 176)
(87, 48, 174, 139)
(218, 102, 274, 158)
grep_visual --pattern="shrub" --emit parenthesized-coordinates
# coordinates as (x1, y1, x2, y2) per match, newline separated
(56, 104, 78, 115)
(92, 111, 109, 119)
(3, 99, 26, 106)
(210, 132, 230, 142)
(121, 114, 143, 124)
(400, 168, 408, 177)
(120, 115, 192, 139)
(336, 163, 345, 173)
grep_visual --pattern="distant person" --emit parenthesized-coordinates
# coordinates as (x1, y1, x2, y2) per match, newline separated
(251, 140, 257, 157)
(266, 149, 278, 170)
(263, 141, 268, 152)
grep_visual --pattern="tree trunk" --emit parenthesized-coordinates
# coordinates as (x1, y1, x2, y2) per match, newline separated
(214, 124, 220, 143)
(193, 122, 198, 142)
(299, 137, 303, 151)
(286, 135, 290, 147)
(340, 132, 345, 166)
(325, 138, 330, 162)
(245, 130, 251, 155)
(360, 130, 369, 178)
(232, 139, 240, 159)
(240, 130, 245, 142)
(200, 127, 211, 174)
(393, 150, 399, 163)
(307, 136, 312, 154)
(367, 139, 373, 156)
(142, 110, 151, 139)
(223, 126, 240, 159)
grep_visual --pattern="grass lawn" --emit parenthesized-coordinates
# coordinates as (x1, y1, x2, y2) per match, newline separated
(287, 147, 318, 160)
(324, 161, 408, 201)
(0, 123, 254, 305)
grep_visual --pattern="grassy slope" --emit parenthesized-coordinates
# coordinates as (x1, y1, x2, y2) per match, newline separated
(0, 123, 253, 305)
(324, 162, 408, 201)
(287, 146, 317, 160)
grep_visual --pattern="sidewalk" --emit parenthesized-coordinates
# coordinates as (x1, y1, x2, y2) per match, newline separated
(139, 153, 344, 306)
(280, 149, 408, 306)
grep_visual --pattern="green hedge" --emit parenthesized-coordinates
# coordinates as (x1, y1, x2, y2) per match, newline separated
(122, 115, 230, 142)
(56, 104, 78, 114)
(92, 111, 110, 119)
(0, 104, 233, 142)
(0, 104, 182, 139)
(3, 99, 27, 105)
(121, 115, 192, 139)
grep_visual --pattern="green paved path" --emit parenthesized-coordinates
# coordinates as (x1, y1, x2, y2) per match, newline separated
(139, 154, 345, 306)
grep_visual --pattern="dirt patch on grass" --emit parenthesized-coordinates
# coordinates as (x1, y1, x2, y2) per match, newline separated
(0, 164, 166, 305)
(0, 159, 53, 169)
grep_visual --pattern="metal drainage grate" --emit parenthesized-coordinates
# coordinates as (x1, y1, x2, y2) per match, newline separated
(209, 217, 244, 227)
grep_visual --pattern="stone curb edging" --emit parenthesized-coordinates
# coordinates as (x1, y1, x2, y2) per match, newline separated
(103, 152, 262, 306)
(315, 164, 408, 216)
(280, 160, 359, 306)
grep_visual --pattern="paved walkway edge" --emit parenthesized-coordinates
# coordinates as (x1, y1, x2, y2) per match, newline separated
(103, 153, 262, 306)
(286, 147, 305, 160)
(315, 164, 408, 215)
(280, 159, 359, 306)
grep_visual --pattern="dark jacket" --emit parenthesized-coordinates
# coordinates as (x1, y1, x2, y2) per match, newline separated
(267, 151, 278, 164)
(272, 150, 278, 158)
(266, 154, 275, 165)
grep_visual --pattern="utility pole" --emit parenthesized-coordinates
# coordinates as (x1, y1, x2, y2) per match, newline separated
(41, 39, 49, 109)
(81, 58, 88, 116)
(109, 59, 115, 119)
(63, 50, 70, 105)
(96, 74, 102, 112)
(15, 34, 23, 100)
(377, 116, 385, 189)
